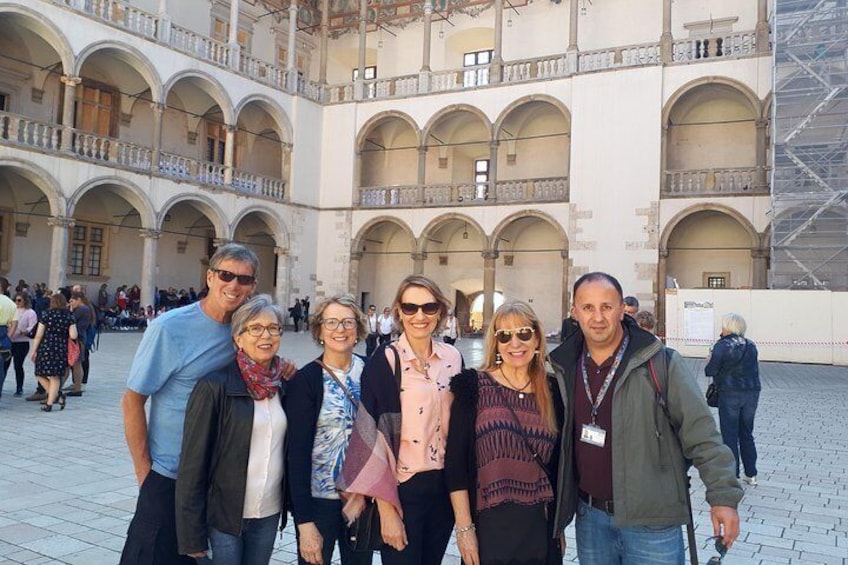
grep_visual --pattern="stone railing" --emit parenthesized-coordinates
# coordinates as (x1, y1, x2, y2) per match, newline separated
(366, 75, 419, 99)
(75, 132, 153, 170)
(663, 167, 765, 197)
(296, 75, 325, 102)
(169, 23, 231, 67)
(55, 0, 158, 38)
(579, 43, 661, 72)
(240, 53, 287, 91)
(358, 185, 420, 207)
(231, 170, 286, 200)
(0, 112, 62, 150)
(503, 54, 572, 83)
(672, 32, 757, 62)
(495, 176, 569, 202)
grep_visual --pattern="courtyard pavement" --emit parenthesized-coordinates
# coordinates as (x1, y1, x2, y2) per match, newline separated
(0, 330, 846, 564)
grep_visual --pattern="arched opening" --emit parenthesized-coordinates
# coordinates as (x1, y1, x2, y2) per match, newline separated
(354, 220, 415, 310)
(469, 291, 504, 332)
(158, 199, 225, 295)
(232, 211, 283, 295)
(424, 107, 491, 201)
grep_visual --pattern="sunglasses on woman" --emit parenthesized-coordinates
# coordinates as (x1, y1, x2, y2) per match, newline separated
(494, 326, 535, 344)
(400, 302, 440, 316)
(210, 268, 256, 286)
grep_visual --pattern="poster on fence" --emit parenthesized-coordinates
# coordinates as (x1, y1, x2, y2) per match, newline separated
(683, 301, 714, 345)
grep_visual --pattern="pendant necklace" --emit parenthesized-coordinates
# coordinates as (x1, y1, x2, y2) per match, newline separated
(500, 367, 532, 399)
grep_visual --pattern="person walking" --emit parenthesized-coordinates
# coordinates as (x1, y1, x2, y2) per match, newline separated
(377, 306, 393, 345)
(9, 293, 37, 397)
(287, 294, 372, 565)
(176, 295, 289, 564)
(441, 310, 460, 346)
(290, 299, 304, 333)
(365, 305, 379, 357)
(0, 276, 16, 397)
(705, 313, 761, 486)
(29, 293, 77, 412)
(446, 301, 564, 564)
(339, 275, 461, 565)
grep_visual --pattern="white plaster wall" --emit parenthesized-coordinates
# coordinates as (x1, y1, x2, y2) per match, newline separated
(167, 0, 213, 35)
(578, 0, 662, 50)
(288, 97, 324, 207)
(665, 289, 847, 366)
(8, 221, 52, 285)
(672, 0, 759, 37)
(501, 2, 570, 61)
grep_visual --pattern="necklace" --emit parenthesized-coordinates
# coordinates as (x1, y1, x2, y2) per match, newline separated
(324, 361, 352, 373)
(499, 367, 532, 399)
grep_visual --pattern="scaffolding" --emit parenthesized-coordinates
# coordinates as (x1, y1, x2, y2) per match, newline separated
(772, 0, 848, 290)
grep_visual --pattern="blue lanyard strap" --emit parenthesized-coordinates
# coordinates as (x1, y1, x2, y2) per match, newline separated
(580, 333, 630, 424)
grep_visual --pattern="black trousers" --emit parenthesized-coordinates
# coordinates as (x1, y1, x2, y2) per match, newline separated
(11, 341, 29, 392)
(120, 470, 194, 565)
(380, 470, 454, 565)
(295, 498, 373, 565)
(365, 334, 379, 357)
(378, 333, 392, 345)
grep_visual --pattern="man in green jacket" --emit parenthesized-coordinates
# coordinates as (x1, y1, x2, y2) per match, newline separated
(549, 272, 742, 563)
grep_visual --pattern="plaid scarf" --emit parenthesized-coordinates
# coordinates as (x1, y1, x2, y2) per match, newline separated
(237, 349, 283, 400)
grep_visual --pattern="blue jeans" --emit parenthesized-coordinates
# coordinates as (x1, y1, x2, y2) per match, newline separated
(208, 512, 280, 565)
(575, 499, 684, 564)
(295, 498, 372, 565)
(718, 389, 759, 478)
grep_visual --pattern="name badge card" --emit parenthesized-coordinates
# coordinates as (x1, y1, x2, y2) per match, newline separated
(580, 423, 607, 448)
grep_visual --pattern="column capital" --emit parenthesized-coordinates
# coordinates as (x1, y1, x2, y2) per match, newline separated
(150, 101, 166, 114)
(489, 140, 500, 150)
(61, 75, 82, 87)
(482, 250, 499, 260)
(274, 246, 289, 256)
(560, 249, 569, 259)
(47, 215, 75, 229)
(226, 124, 238, 133)
(418, 145, 428, 154)
(411, 252, 428, 261)
(139, 228, 162, 239)
(350, 251, 364, 261)
(424, 0, 433, 14)
(751, 247, 769, 259)
(213, 238, 231, 247)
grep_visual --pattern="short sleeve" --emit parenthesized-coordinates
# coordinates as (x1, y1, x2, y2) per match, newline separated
(127, 320, 181, 395)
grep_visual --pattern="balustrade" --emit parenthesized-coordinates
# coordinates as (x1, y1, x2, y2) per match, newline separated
(672, 32, 756, 62)
(357, 178, 568, 208)
(495, 177, 569, 202)
(240, 54, 286, 90)
(0, 112, 61, 150)
(663, 168, 764, 196)
(579, 43, 661, 72)
(231, 171, 286, 200)
(170, 24, 230, 67)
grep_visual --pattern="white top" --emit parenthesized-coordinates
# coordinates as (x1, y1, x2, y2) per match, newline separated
(367, 314, 378, 334)
(243, 397, 288, 519)
(378, 314, 394, 335)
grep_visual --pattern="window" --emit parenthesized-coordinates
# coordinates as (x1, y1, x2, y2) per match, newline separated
(474, 159, 490, 199)
(0, 92, 7, 111)
(703, 273, 729, 288)
(206, 122, 228, 165)
(70, 223, 106, 277)
(352, 66, 377, 81)
(212, 17, 251, 49)
(463, 49, 492, 87)
(74, 81, 119, 137)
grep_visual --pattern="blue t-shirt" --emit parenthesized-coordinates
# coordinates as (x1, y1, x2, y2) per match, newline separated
(126, 302, 234, 479)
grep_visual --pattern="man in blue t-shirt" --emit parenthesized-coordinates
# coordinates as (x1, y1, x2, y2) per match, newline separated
(119, 244, 295, 565)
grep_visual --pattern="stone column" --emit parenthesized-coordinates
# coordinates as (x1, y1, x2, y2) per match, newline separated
(60, 75, 81, 152)
(756, 0, 769, 54)
(348, 251, 363, 296)
(412, 252, 427, 275)
(657, 248, 668, 339)
(756, 118, 768, 190)
(482, 250, 498, 331)
(660, 0, 673, 63)
(275, 247, 291, 308)
(417, 145, 427, 185)
(488, 140, 499, 201)
(151, 102, 164, 172)
(287, 0, 299, 91)
(567, 0, 579, 72)
(752, 247, 768, 289)
(355, 0, 368, 100)
(157, 0, 171, 42)
(419, 0, 433, 93)
(224, 124, 236, 184)
(560, 249, 570, 323)
(319, 0, 329, 84)
(228, 0, 241, 70)
(139, 229, 161, 309)
(491, 0, 504, 84)
(48, 216, 75, 291)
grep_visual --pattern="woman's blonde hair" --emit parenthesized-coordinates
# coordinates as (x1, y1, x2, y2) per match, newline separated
(482, 301, 556, 431)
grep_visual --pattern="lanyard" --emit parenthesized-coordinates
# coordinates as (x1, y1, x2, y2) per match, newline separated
(580, 333, 630, 424)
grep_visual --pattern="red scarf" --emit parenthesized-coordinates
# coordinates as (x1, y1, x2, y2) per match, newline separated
(237, 350, 284, 401)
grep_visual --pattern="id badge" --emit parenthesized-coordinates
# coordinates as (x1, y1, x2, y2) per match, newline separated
(580, 423, 607, 447)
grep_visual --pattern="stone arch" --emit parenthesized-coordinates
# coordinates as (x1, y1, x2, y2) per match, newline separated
(659, 203, 759, 252)
(0, 158, 65, 216)
(493, 94, 572, 134)
(74, 40, 163, 102)
(351, 215, 417, 254)
(421, 103, 493, 144)
(157, 194, 229, 239)
(417, 213, 488, 254)
(163, 70, 235, 125)
(0, 3, 75, 73)
(490, 209, 569, 251)
(234, 93, 293, 143)
(662, 76, 762, 126)
(68, 176, 156, 228)
(356, 110, 421, 150)
(230, 205, 289, 250)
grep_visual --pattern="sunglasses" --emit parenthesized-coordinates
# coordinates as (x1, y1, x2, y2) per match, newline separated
(494, 326, 535, 344)
(400, 302, 440, 316)
(210, 268, 256, 286)
(705, 536, 728, 564)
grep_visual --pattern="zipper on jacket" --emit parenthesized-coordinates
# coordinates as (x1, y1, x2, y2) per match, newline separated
(652, 394, 668, 471)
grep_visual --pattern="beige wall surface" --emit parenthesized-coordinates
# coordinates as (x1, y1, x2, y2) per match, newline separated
(666, 289, 847, 366)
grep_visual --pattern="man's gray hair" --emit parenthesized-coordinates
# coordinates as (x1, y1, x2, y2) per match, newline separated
(721, 312, 747, 337)
(209, 243, 260, 280)
(231, 294, 285, 338)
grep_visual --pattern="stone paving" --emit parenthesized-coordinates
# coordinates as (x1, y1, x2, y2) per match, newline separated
(0, 330, 846, 564)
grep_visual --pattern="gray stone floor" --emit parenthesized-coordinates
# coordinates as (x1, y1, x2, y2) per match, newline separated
(0, 330, 846, 564)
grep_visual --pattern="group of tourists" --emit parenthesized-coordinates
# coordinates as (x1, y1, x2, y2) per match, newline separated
(116, 243, 751, 565)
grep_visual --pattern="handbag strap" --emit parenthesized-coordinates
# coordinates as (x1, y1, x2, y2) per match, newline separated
(316, 359, 358, 405)
(492, 378, 552, 485)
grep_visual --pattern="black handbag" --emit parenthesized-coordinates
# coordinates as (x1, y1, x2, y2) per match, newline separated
(705, 383, 719, 408)
(346, 497, 383, 552)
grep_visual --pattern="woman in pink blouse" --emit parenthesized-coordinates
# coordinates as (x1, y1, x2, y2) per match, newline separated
(339, 275, 462, 565)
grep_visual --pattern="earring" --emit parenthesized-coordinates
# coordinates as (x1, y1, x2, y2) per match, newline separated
(319, 339, 324, 345)
(495, 353, 503, 365)
(534, 350, 540, 356)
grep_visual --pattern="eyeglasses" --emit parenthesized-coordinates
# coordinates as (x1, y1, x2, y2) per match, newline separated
(399, 302, 440, 316)
(705, 536, 727, 564)
(15, 298, 23, 302)
(494, 326, 535, 344)
(321, 318, 358, 330)
(241, 324, 283, 337)
(210, 268, 256, 286)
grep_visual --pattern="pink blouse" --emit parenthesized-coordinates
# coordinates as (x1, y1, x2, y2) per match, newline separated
(391, 333, 462, 483)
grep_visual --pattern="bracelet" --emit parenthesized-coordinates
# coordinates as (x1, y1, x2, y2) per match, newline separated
(455, 524, 476, 535)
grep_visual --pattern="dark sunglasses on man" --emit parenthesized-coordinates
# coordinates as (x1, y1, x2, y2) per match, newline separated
(210, 268, 256, 286)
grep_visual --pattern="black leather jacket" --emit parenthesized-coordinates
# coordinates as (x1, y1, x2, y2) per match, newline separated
(175, 361, 288, 555)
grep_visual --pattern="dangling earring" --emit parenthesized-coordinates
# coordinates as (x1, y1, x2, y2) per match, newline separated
(319, 339, 324, 345)
(534, 350, 540, 356)
(495, 353, 503, 365)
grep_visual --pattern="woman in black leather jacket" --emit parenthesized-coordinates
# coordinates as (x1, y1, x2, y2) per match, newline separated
(176, 295, 289, 564)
